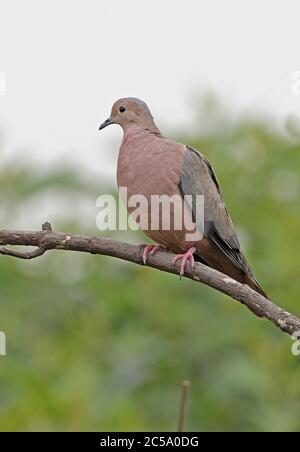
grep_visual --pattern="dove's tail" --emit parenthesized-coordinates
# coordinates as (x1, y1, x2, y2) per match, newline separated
(244, 274, 269, 299)
(243, 274, 269, 317)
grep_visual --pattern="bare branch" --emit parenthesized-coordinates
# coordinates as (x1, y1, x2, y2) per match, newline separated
(0, 224, 299, 337)
(178, 380, 191, 433)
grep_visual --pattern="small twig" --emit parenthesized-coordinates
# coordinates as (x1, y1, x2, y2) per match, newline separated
(178, 380, 191, 432)
(0, 223, 51, 260)
(0, 246, 46, 260)
(42, 222, 53, 232)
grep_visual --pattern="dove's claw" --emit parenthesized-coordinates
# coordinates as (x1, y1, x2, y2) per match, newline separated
(138, 244, 167, 264)
(171, 247, 196, 278)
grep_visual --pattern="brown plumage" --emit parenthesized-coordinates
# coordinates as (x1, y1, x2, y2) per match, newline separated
(99, 97, 268, 301)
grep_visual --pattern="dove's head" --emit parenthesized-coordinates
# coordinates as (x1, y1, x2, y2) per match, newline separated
(99, 97, 161, 134)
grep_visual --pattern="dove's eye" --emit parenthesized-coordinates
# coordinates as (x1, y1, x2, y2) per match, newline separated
(119, 106, 126, 113)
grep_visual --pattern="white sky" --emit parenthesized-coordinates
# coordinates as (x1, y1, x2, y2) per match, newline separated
(0, 0, 300, 182)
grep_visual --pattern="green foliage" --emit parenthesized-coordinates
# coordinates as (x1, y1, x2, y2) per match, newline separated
(0, 106, 300, 432)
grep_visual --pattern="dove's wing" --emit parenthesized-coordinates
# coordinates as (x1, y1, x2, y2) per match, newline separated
(179, 146, 252, 275)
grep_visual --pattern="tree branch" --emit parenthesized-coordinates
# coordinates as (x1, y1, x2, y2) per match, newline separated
(178, 380, 191, 432)
(0, 224, 298, 337)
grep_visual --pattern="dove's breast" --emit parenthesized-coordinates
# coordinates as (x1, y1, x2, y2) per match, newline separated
(116, 132, 199, 252)
(117, 133, 184, 196)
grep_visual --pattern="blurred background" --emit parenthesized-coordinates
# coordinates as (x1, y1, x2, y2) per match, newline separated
(0, 0, 300, 432)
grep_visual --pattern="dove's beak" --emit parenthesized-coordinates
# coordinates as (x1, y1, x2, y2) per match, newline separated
(99, 117, 114, 131)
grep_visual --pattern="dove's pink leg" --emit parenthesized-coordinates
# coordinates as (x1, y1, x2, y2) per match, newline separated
(138, 244, 167, 264)
(171, 247, 197, 278)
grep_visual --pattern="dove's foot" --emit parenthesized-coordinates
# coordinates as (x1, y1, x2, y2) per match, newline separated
(138, 244, 167, 264)
(171, 247, 197, 279)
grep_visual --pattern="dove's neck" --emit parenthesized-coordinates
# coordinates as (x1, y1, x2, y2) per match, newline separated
(122, 120, 163, 139)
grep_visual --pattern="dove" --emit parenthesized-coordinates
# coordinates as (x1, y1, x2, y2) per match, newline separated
(99, 97, 268, 300)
